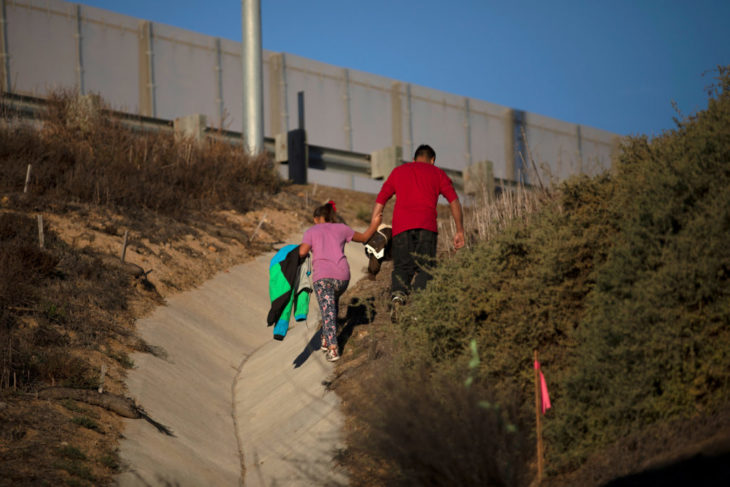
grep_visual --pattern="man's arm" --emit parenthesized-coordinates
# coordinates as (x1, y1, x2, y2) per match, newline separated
(353, 211, 383, 243)
(371, 202, 385, 223)
(449, 199, 465, 249)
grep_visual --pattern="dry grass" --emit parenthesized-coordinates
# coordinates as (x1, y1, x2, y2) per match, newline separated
(0, 90, 292, 484)
(439, 183, 547, 252)
(1, 90, 281, 217)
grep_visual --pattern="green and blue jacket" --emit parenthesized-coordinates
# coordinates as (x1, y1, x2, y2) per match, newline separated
(267, 244, 311, 340)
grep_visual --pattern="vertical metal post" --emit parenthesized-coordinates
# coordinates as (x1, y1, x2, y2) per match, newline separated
(297, 90, 304, 130)
(138, 21, 156, 117)
(512, 109, 528, 184)
(405, 83, 414, 159)
(391, 81, 403, 148)
(289, 90, 307, 184)
(343, 68, 353, 151)
(214, 38, 224, 128)
(464, 98, 472, 168)
(74, 4, 84, 95)
(146, 21, 156, 117)
(242, 0, 264, 154)
(280, 53, 289, 133)
(0, 0, 11, 92)
(269, 53, 289, 135)
(576, 124, 584, 174)
(268, 53, 281, 134)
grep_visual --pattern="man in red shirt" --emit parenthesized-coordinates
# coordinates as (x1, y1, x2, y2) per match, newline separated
(371, 144, 464, 316)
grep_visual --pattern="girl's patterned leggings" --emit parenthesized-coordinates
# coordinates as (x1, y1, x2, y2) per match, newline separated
(313, 278, 349, 349)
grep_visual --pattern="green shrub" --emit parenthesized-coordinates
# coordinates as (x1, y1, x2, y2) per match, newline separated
(71, 416, 100, 432)
(350, 363, 530, 486)
(548, 66, 730, 471)
(389, 66, 730, 478)
(57, 445, 87, 461)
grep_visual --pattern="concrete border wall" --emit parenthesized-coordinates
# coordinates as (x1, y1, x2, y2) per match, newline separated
(2, 0, 621, 184)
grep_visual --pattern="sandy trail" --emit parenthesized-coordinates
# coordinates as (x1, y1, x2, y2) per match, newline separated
(116, 239, 368, 486)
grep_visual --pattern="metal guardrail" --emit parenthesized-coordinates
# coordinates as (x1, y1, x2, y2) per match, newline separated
(1, 91, 535, 194)
(1, 91, 378, 178)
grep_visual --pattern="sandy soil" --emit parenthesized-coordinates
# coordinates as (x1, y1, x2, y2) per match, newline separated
(0, 183, 382, 486)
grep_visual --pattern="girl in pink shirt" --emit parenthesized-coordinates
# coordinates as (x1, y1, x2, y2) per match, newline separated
(299, 202, 380, 362)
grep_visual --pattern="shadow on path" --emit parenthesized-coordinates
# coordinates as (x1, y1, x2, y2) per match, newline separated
(337, 296, 376, 353)
(293, 328, 324, 369)
(292, 295, 377, 368)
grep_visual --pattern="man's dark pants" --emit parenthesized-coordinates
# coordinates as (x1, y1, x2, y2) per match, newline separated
(391, 229, 438, 298)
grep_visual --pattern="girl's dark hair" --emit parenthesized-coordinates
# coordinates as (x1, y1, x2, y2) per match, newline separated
(313, 202, 336, 223)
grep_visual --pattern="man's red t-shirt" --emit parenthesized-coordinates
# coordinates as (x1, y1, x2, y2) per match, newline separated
(376, 161, 458, 236)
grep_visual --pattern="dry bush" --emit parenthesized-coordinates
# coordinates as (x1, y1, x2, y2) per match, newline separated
(0, 90, 281, 216)
(439, 183, 546, 253)
(344, 357, 530, 487)
(0, 212, 139, 392)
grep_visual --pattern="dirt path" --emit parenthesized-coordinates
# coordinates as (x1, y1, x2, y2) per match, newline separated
(116, 236, 368, 486)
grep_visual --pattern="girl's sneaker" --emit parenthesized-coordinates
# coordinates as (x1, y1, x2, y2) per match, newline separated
(326, 348, 340, 362)
(320, 337, 328, 352)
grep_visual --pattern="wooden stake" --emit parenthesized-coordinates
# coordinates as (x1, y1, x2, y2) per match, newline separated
(37, 214, 44, 249)
(24, 164, 32, 193)
(249, 214, 266, 243)
(121, 230, 129, 263)
(98, 363, 107, 394)
(534, 349, 544, 484)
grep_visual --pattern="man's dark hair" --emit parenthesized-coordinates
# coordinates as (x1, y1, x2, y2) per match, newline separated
(414, 144, 436, 162)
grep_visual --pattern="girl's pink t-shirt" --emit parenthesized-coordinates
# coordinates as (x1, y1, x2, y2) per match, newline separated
(302, 223, 355, 282)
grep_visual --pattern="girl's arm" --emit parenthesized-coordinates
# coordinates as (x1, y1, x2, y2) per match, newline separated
(352, 212, 382, 243)
(298, 242, 311, 258)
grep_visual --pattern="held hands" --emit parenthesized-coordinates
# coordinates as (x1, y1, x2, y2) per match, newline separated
(362, 212, 382, 241)
(353, 210, 384, 244)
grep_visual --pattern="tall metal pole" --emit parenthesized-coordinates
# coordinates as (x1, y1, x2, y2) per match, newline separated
(242, 0, 264, 155)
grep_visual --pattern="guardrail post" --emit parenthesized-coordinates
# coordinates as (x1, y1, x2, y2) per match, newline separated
(67, 94, 100, 133)
(274, 132, 288, 163)
(370, 146, 402, 179)
(287, 128, 307, 184)
(174, 114, 207, 142)
(463, 160, 495, 198)
(287, 91, 307, 183)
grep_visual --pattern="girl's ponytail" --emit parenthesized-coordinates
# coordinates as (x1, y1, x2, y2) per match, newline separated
(313, 201, 336, 223)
